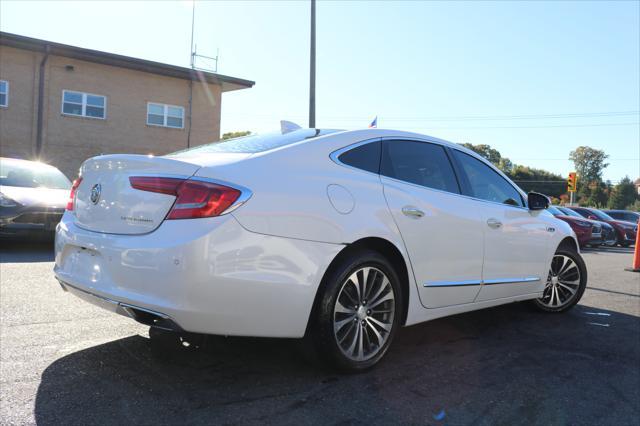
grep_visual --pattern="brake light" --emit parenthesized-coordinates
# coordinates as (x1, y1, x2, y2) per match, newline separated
(66, 177, 83, 211)
(129, 177, 242, 219)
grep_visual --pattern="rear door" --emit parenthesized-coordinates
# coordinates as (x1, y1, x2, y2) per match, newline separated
(449, 149, 550, 301)
(380, 139, 485, 309)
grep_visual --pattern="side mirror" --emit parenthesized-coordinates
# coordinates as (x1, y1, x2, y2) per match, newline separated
(588, 215, 598, 220)
(528, 192, 550, 210)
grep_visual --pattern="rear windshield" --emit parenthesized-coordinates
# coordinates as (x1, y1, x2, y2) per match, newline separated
(170, 129, 339, 156)
(0, 159, 71, 189)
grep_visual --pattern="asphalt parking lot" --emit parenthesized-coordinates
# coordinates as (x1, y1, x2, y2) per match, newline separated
(1, 242, 638, 425)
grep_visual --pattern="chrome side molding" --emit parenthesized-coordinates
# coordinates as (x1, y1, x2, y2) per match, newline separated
(482, 277, 540, 285)
(424, 279, 482, 287)
(424, 276, 540, 287)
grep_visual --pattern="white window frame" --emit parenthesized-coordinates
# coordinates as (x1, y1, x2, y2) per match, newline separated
(146, 102, 185, 129)
(0, 80, 8, 108)
(61, 90, 107, 119)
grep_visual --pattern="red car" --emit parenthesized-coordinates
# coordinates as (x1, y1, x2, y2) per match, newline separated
(567, 207, 638, 247)
(547, 206, 602, 248)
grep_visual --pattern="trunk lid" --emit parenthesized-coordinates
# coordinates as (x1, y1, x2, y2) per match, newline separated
(74, 155, 201, 235)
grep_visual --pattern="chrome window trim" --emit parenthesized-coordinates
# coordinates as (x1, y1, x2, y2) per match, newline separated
(331, 136, 531, 211)
(423, 276, 539, 287)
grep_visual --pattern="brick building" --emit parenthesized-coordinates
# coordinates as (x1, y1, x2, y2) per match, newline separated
(0, 32, 254, 178)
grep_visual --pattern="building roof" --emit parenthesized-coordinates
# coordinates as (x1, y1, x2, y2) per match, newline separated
(0, 32, 254, 92)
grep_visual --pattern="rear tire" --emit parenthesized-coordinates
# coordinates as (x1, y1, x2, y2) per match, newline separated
(311, 250, 403, 372)
(531, 248, 587, 313)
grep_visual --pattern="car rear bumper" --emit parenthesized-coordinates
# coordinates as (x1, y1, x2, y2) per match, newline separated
(54, 212, 342, 338)
(58, 279, 183, 331)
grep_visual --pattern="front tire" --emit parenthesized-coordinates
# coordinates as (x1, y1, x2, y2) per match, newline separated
(311, 250, 403, 372)
(532, 248, 587, 312)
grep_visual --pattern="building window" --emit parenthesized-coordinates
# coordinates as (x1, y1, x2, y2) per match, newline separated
(0, 80, 8, 107)
(62, 90, 106, 119)
(147, 103, 184, 129)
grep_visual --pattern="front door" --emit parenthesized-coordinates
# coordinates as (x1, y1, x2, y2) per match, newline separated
(380, 139, 485, 309)
(449, 149, 550, 301)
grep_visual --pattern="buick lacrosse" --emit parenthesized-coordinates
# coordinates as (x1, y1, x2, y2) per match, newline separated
(54, 127, 587, 370)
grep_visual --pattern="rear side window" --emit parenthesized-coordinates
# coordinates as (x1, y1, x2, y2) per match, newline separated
(381, 140, 460, 194)
(452, 150, 523, 207)
(337, 141, 381, 174)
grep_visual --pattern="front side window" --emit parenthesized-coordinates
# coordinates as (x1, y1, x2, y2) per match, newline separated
(0, 80, 8, 107)
(381, 140, 460, 193)
(62, 90, 106, 118)
(453, 150, 524, 207)
(147, 103, 184, 129)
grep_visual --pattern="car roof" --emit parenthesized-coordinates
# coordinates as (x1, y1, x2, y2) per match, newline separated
(0, 156, 60, 170)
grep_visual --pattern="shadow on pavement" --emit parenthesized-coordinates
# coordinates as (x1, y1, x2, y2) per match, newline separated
(0, 239, 54, 263)
(35, 303, 640, 425)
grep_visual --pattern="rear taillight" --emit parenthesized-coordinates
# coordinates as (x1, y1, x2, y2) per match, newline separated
(66, 177, 83, 211)
(129, 176, 243, 219)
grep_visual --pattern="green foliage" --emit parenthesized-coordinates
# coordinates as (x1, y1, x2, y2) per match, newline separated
(509, 165, 566, 198)
(626, 199, 640, 212)
(608, 176, 638, 209)
(461, 143, 502, 165)
(585, 181, 609, 208)
(222, 131, 252, 140)
(569, 146, 609, 183)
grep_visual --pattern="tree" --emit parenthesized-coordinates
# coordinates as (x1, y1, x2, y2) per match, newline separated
(585, 181, 609, 208)
(627, 199, 640, 212)
(608, 176, 638, 209)
(222, 131, 251, 140)
(461, 143, 503, 165)
(509, 165, 566, 198)
(569, 146, 609, 183)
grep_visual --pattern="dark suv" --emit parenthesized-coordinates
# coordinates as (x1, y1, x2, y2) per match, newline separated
(603, 210, 640, 224)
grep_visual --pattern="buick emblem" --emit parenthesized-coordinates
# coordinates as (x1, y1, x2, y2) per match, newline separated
(90, 184, 102, 205)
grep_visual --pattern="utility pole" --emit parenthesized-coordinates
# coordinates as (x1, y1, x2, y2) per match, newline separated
(308, 0, 316, 128)
(190, 0, 196, 68)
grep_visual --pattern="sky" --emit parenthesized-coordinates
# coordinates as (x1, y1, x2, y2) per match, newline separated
(1, 0, 638, 182)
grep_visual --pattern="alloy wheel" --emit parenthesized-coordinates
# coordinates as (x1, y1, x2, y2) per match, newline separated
(333, 266, 395, 361)
(538, 254, 582, 308)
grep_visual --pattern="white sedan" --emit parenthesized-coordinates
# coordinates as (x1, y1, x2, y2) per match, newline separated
(54, 128, 587, 371)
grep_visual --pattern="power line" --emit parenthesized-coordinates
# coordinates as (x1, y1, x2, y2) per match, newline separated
(510, 158, 639, 161)
(401, 122, 639, 130)
(225, 110, 640, 122)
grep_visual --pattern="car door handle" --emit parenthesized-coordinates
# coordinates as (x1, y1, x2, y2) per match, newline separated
(402, 206, 425, 218)
(487, 218, 502, 229)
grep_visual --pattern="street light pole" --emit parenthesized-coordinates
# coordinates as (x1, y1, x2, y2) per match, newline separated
(309, 0, 316, 128)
